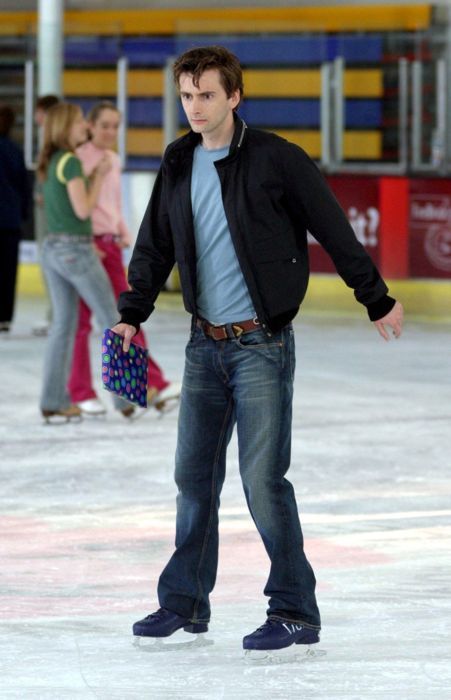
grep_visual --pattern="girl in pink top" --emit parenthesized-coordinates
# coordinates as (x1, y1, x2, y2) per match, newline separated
(67, 102, 180, 416)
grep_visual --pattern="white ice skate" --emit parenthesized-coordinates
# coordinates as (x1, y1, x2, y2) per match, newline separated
(77, 398, 107, 417)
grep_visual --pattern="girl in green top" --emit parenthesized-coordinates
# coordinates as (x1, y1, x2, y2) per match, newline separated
(37, 102, 130, 422)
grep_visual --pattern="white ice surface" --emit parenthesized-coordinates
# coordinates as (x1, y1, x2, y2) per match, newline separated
(1, 296, 450, 699)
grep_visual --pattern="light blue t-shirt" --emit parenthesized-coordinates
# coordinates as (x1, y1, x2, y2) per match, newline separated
(191, 144, 256, 324)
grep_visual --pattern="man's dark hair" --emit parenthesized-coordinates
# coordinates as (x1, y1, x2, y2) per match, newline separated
(0, 104, 15, 136)
(36, 94, 60, 112)
(173, 45, 243, 108)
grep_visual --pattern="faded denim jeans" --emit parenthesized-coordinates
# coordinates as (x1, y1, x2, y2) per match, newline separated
(40, 237, 128, 413)
(157, 323, 321, 629)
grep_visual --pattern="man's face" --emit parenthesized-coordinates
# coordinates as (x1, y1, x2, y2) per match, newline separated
(179, 69, 240, 142)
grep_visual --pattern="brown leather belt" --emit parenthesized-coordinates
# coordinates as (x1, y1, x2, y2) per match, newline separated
(196, 317, 260, 341)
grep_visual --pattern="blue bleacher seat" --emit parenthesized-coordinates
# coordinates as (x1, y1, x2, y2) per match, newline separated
(345, 100, 381, 127)
(126, 156, 162, 171)
(122, 38, 176, 66)
(176, 35, 383, 66)
(238, 99, 320, 127)
(327, 35, 383, 63)
(65, 38, 120, 65)
(70, 96, 380, 130)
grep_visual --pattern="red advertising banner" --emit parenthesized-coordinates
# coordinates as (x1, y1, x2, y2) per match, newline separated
(309, 175, 380, 273)
(409, 179, 451, 278)
(309, 174, 450, 279)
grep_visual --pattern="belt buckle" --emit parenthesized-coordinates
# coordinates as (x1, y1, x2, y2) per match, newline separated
(212, 325, 227, 341)
(232, 324, 244, 338)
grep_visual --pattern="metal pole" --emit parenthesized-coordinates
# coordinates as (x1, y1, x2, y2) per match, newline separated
(431, 58, 447, 169)
(332, 57, 344, 166)
(320, 63, 331, 169)
(398, 58, 409, 171)
(163, 56, 178, 149)
(411, 60, 423, 169)
(37, 0, 63, 96)
(24, 60, 35, 169)
(445, 3, 451, 168)
(117, 56, 128, 168)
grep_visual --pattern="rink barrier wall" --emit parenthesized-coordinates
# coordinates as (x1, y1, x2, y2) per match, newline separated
(16, 265, 451, 323)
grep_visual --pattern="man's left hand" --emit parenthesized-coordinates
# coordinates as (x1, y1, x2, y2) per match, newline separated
(373, 301, 404, 341)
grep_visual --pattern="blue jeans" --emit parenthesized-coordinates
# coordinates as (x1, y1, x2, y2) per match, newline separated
(40, 237, 128, 412)
(157, 323, 321, 629)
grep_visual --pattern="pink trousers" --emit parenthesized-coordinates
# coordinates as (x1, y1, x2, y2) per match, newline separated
(68, 237, 168, 403)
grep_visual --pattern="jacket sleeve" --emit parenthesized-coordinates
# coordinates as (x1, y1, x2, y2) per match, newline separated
(281, 143, 395, 321)
(117, 167, 175, 328)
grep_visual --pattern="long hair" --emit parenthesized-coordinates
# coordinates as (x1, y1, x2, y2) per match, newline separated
(37, 102, 82, 180)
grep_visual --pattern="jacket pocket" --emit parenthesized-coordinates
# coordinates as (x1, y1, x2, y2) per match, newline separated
(253, 236, 299, 264)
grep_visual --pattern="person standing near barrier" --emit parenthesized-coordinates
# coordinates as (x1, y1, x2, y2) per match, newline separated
(32, 95, 60, 337)
(67, 101, 180, 417)
(113, 46, 404, 654)
(37, 101, 131, 423)
(0, 104, 30, 333)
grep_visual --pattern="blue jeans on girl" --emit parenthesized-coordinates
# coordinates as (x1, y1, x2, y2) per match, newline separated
(40, 236, 128, 413)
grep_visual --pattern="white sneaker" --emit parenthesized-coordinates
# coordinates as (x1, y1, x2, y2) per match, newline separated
(77, 398, 107, 416)
(149, 382, 182, 412)
(32, 321, 50, 337)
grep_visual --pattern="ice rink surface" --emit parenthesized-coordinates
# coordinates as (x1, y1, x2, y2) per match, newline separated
(1, 295, 450, 700)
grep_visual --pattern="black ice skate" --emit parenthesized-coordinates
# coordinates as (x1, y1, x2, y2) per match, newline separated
(243, 618, 324, 663)
(133, 608, 211, 651)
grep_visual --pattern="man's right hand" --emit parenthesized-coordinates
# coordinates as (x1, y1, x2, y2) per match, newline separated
(111, 322, 137, 352)
(373, 300, 404, 341)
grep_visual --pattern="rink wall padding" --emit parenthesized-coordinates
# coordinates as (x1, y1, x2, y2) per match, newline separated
(17, 264, 451, 323)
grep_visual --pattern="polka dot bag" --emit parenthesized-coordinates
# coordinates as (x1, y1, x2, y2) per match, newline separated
(102, 328, 148, 407)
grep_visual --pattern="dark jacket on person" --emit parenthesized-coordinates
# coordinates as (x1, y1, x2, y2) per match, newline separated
(0, 135, 29, 231)
(118, 115, 394, 334)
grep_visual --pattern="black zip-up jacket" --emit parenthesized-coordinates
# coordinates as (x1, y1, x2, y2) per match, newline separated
(118, 116, 395, 334)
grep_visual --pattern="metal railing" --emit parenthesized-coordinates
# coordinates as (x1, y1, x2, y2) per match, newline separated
(23, 54, 451, 176)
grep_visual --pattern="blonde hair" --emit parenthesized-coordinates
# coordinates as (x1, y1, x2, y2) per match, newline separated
(37, 102, 82, 180)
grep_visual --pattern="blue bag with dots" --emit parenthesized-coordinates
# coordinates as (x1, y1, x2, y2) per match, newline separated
(102, 328, 148, 407)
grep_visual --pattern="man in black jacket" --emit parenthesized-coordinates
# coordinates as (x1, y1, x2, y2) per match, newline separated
(114, 46, 403, 654)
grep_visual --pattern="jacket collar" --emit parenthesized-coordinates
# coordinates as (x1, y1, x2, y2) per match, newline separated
(229, 114, 247, 153)
(169, 114, 247, 158)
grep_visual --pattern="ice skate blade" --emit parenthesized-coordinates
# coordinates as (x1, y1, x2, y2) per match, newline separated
(80, 412, 107, 420)
(133, 633, 213, 652)
(244, 645, 326, 665)
(43, 414, 83, 425)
